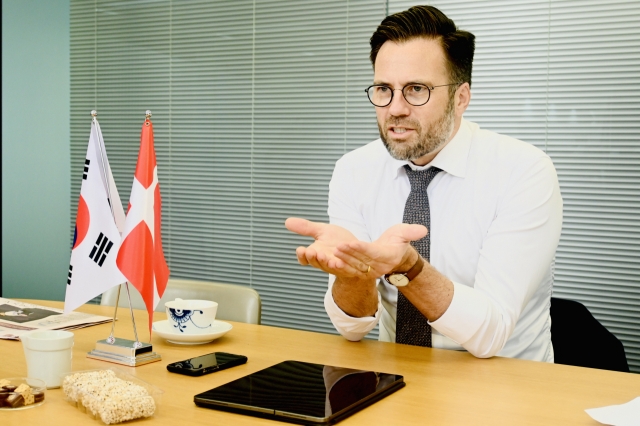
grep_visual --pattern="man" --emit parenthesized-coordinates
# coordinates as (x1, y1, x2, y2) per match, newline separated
(285, 5, 562, 361)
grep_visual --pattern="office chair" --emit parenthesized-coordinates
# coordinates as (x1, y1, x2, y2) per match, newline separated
(550, 297, 629, 372)
(101, 278, 262, 324)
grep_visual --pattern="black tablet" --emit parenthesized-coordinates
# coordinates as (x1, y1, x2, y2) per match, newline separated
(194, 360, 405, 425)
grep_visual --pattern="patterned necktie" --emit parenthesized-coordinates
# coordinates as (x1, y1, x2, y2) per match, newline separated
(395, 165, 442, 347)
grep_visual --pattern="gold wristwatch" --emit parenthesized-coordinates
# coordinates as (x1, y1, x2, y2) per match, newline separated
(383, 254, 424, 287)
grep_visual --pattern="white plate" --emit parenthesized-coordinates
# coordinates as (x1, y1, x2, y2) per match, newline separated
(152, 319, 232, 345)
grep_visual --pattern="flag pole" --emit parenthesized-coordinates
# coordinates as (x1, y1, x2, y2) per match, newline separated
(91, 110, 141, 347)
(90, 110, 122, 344)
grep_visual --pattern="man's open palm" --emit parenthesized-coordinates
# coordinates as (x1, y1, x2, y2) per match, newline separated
(285, 217, 363, 276)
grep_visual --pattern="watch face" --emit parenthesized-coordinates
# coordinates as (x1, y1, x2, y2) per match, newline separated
(387, 274, 409, 287)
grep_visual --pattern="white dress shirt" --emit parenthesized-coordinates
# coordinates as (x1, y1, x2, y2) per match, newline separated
(324, 119, 563, 361)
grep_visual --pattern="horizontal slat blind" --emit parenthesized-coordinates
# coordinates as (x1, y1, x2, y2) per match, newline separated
(251, 1, 382, 333)
(547, 0, 640, 374)
(391, 0, 640, 372)
(70, 1, 384, 334)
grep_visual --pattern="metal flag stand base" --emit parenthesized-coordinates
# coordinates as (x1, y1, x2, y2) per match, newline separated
(87, 338, 161, 367)
(87, 279, 162, 367)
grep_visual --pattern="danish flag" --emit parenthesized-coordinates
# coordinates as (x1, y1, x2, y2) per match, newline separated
(116, 117, 170, 335)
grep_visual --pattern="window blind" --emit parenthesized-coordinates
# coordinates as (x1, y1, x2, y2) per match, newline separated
(70, 0, 384, 336)
(390, 0, 640, 372)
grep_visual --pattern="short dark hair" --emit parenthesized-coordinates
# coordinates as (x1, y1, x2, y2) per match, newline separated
(370, 5, 475, 87)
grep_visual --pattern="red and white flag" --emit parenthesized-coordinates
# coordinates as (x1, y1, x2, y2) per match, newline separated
(65, 119, 126, 313)
(116, 116, 170, 335)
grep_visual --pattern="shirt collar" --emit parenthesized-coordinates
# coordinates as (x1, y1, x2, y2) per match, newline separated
(390, 118, 472, 178)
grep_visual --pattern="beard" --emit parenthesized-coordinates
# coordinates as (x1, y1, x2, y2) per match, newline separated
(379, 96, 456, 162)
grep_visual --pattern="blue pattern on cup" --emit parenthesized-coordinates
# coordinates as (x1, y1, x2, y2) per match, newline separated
(168, 308, 212, 333)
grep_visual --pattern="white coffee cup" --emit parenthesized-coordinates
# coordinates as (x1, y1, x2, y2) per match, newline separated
(165, 298, 217, 334)
(21, 330, 74, 389)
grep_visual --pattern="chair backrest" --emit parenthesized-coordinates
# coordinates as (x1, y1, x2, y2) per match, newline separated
(101, 279, 261, 324)
(550, 297, 629, 372)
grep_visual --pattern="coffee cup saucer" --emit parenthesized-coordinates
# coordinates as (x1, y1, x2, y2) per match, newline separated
(152, 320, 232, 345)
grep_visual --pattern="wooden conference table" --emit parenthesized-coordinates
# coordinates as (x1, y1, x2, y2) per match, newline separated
(1, 300, 638, 425)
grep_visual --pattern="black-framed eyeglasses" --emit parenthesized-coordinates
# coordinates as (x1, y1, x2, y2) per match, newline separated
(365, 83, 462, 107)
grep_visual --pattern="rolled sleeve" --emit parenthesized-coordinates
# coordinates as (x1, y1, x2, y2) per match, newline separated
(324, 283, 382, 341)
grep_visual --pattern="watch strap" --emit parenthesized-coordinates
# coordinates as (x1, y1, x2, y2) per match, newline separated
(404, 253, 424, 281)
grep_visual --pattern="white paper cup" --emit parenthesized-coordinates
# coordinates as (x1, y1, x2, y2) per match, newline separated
(21, 330, 74, 388)
(164, 298, 217, 335)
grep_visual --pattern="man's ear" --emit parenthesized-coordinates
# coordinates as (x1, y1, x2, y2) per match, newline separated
(455, 82, 471, 116)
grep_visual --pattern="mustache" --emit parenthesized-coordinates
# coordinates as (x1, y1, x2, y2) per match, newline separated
(384, 117, 420, 127)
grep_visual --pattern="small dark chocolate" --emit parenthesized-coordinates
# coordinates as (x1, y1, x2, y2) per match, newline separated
(2, 385, 17, 392)
(6, 393, 24, 408)
(33, 391, 45, 403)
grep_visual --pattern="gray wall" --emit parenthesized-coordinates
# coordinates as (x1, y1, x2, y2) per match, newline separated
(2, 0, 70, 300)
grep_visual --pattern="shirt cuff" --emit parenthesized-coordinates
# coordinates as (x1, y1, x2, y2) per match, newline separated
(429, 282, 495, 346)
(324, 288, 382, 341)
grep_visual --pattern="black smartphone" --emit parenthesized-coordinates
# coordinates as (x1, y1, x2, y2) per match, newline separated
(167, 352, 248, 376)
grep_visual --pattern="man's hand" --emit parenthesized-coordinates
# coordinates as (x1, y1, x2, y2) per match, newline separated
(285, 219, 432, 318)
(285, 218, 369, 277)
(334, 223, 428, 277)
(285, 217, 380, 317)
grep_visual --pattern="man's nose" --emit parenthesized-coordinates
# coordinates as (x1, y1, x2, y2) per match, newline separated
(387, 89, 411, 116)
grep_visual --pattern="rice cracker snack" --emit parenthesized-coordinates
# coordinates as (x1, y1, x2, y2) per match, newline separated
(62, 370, 159, 424)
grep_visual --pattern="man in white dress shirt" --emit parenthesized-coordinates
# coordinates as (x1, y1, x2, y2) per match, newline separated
(285, 5, 563, 361)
